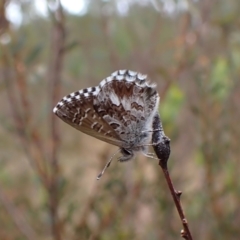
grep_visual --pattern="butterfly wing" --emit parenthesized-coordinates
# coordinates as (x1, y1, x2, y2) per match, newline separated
(53, 88, 123, 147)
(93, 70, 160, 149)
(53, 70, 159, 150)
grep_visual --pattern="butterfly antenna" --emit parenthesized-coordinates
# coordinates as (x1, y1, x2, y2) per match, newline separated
(96, 149, 120, 180)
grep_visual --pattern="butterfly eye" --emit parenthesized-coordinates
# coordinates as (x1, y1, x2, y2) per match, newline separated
(121, 148, 132, 155)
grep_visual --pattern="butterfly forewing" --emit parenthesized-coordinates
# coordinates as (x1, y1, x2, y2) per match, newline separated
(53, 88, 123, 147)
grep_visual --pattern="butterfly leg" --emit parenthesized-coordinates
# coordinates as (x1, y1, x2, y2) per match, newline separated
(97, 149, 120, 180)
(143, 152, 159, 160)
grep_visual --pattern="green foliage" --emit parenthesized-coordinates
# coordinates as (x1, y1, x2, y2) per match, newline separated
(161, 83, 184, 136)
(210, 57, 231, 101)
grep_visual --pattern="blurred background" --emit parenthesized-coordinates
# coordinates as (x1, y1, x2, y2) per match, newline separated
(0, 0, 240, 239)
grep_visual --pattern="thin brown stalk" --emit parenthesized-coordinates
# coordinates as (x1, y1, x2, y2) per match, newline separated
(13, 54, 31, 125)
(2, 52, 49, 186)
(48, 1, 66, 240)
(152, 113, 193, 240)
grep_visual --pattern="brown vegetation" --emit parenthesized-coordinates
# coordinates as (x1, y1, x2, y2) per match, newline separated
(0, 0, 239, 239)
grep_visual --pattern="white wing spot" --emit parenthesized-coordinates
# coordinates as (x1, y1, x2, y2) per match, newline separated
(91, 122, 98, 128)
(99, 79, 107, 88)
(111, 70, 118, 77)
(128, 70, 137, 76)
(93, 86, 100, 95)
(109, 92, 120, 106)
(104, 130, 111, 136)
(87, 87, 93, 93)
(106, 76, 113, 82)
(126, 75, 136, 82)
(98, 125, 103, 132)
(53, 107, 58, 113)
(116, 75, 124, 80)
(119, 69, 127, 75)
(137, 73, 147, 80)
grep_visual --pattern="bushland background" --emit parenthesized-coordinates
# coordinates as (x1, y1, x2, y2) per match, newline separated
(0, 0, 239, 239)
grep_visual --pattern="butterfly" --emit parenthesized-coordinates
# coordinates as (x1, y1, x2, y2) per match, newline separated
(53, 70, 160, 179)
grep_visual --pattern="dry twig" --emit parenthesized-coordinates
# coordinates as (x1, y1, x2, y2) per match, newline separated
(152, 113, 193, 240)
